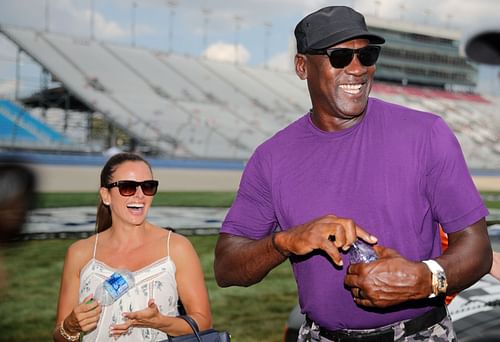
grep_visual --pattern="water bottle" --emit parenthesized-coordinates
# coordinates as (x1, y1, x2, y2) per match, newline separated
(94, 270, 135, 306)
(348, 240, 378, 264)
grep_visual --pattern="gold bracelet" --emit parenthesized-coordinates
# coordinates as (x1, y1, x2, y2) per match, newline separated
(59, 321, 81, 341)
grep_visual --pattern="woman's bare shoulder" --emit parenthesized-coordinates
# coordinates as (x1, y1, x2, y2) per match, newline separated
(167, 230, 191, 246)
(146, 225, 197, 260)
(65, 235, 97, 267)
(167, 231, 199, 260)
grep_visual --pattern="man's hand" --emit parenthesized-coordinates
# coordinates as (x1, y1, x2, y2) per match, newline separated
(276, 215, 377, 266)
(344, 246, 430, 308)
(215, 214, 377, 287)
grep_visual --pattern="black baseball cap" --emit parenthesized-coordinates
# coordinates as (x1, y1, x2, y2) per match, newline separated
(295, 6, 385, 54)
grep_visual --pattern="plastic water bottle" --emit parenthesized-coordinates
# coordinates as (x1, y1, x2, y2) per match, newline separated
(348, 240, 378, 264)
(94, 270, 135, 306)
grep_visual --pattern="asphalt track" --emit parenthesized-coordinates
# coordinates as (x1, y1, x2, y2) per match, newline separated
(22, 206, 228, 239)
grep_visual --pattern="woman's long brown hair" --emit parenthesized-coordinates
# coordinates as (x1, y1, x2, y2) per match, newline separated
(95, 153, 153, 233)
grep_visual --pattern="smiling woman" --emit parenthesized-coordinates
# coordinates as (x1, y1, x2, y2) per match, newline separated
(53, 152, 213, 342)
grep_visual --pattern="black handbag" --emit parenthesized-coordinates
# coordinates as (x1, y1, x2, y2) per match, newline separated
(163, 315, 231, 342)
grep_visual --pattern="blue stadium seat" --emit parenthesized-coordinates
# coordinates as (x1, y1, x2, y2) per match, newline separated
(0, 112, 38, 142)
(0, 99, 70, 144)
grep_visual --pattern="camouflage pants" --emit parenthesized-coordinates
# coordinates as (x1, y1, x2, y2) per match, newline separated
(297, 309, 457, 342)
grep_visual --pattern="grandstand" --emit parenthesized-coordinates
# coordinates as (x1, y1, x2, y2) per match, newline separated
(0, 20, 499, 171)
(366, 15, 477, 90)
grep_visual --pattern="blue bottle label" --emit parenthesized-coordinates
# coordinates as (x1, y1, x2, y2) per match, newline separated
(103, 272, 129, 300)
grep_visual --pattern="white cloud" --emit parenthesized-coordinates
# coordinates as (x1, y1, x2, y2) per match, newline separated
(51, 0, 129, 39)
(265, 52, 293, 71)
(263, 35, 298, 71)
(82, 9, 127, 39)
(203, 41, 251, 64)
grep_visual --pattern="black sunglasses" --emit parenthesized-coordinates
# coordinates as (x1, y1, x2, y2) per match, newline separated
(106, 180, 159, 196)
(308, 45, 381, 69)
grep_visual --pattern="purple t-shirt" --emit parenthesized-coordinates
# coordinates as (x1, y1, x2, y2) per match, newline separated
(221, 98, 488, 330)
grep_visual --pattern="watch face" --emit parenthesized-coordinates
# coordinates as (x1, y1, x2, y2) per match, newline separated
(437, 272, 448, 293)
(423, 260, 447, 297)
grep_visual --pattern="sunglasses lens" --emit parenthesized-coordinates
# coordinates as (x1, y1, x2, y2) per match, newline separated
(329, 49, 354, 68)
(358, 46, 380, 67)
(141, 181, 158, 196)
(118, 181, 137, 196)
(327, 46, 380, 68)
(109, 180, 158, 196)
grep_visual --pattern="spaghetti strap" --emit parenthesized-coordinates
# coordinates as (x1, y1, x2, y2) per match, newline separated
(93, 233, 99, 259)
(167, 230, 172, 257)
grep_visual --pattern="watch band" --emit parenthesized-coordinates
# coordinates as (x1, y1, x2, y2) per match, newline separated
(422, 259, 447, 298)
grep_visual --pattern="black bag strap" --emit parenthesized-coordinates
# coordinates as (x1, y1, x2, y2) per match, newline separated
(178, 315, 202, 342)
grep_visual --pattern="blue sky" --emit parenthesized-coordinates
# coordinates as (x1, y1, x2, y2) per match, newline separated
(0, 0, 499, 96)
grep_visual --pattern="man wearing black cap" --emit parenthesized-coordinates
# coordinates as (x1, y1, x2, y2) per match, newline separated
(214, 6, 491, 341)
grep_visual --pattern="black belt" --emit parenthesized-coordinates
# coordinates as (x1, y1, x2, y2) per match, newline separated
(318, 306, 447, 342)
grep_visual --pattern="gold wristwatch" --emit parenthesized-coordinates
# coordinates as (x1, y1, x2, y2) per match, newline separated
(422, 259, 448, 298)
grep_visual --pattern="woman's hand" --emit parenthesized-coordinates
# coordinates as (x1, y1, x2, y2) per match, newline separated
(110, 299, 161, 337)
(63, 295, 102, 335)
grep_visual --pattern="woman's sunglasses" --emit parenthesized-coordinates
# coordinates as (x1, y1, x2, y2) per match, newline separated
(106, 180, 159, 196)
(308, 45, 381, 69)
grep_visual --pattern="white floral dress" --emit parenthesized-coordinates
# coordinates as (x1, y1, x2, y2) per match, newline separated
(79, 231, 179, 341)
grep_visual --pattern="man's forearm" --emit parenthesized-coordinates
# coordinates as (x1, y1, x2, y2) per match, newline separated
(440, 219, 492, 294)
(214, 233, 287, 287)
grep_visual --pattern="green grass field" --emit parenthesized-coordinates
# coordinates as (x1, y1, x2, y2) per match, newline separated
(1, 191, 499, 341)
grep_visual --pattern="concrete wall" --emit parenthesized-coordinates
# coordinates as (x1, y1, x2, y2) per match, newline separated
(31, 164, 243, 192)
(3, 151, 499, 192)
(30, 164, 500, 193)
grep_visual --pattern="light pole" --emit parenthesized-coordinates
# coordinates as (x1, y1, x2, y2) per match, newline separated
(201, 7, 212, 57)
(131, 1, 137, 47)
(234, 15, 242, 65)
(264, 22, 272, 68)
(15, 48, 21, 101)
(167, 0, 178, 53)
(90, 0, 95, 40)
(374, 0, 381, 17)
(445, 14, 453, 29)
(44, 0, 50, 32)
(424, 8, 432, 25)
